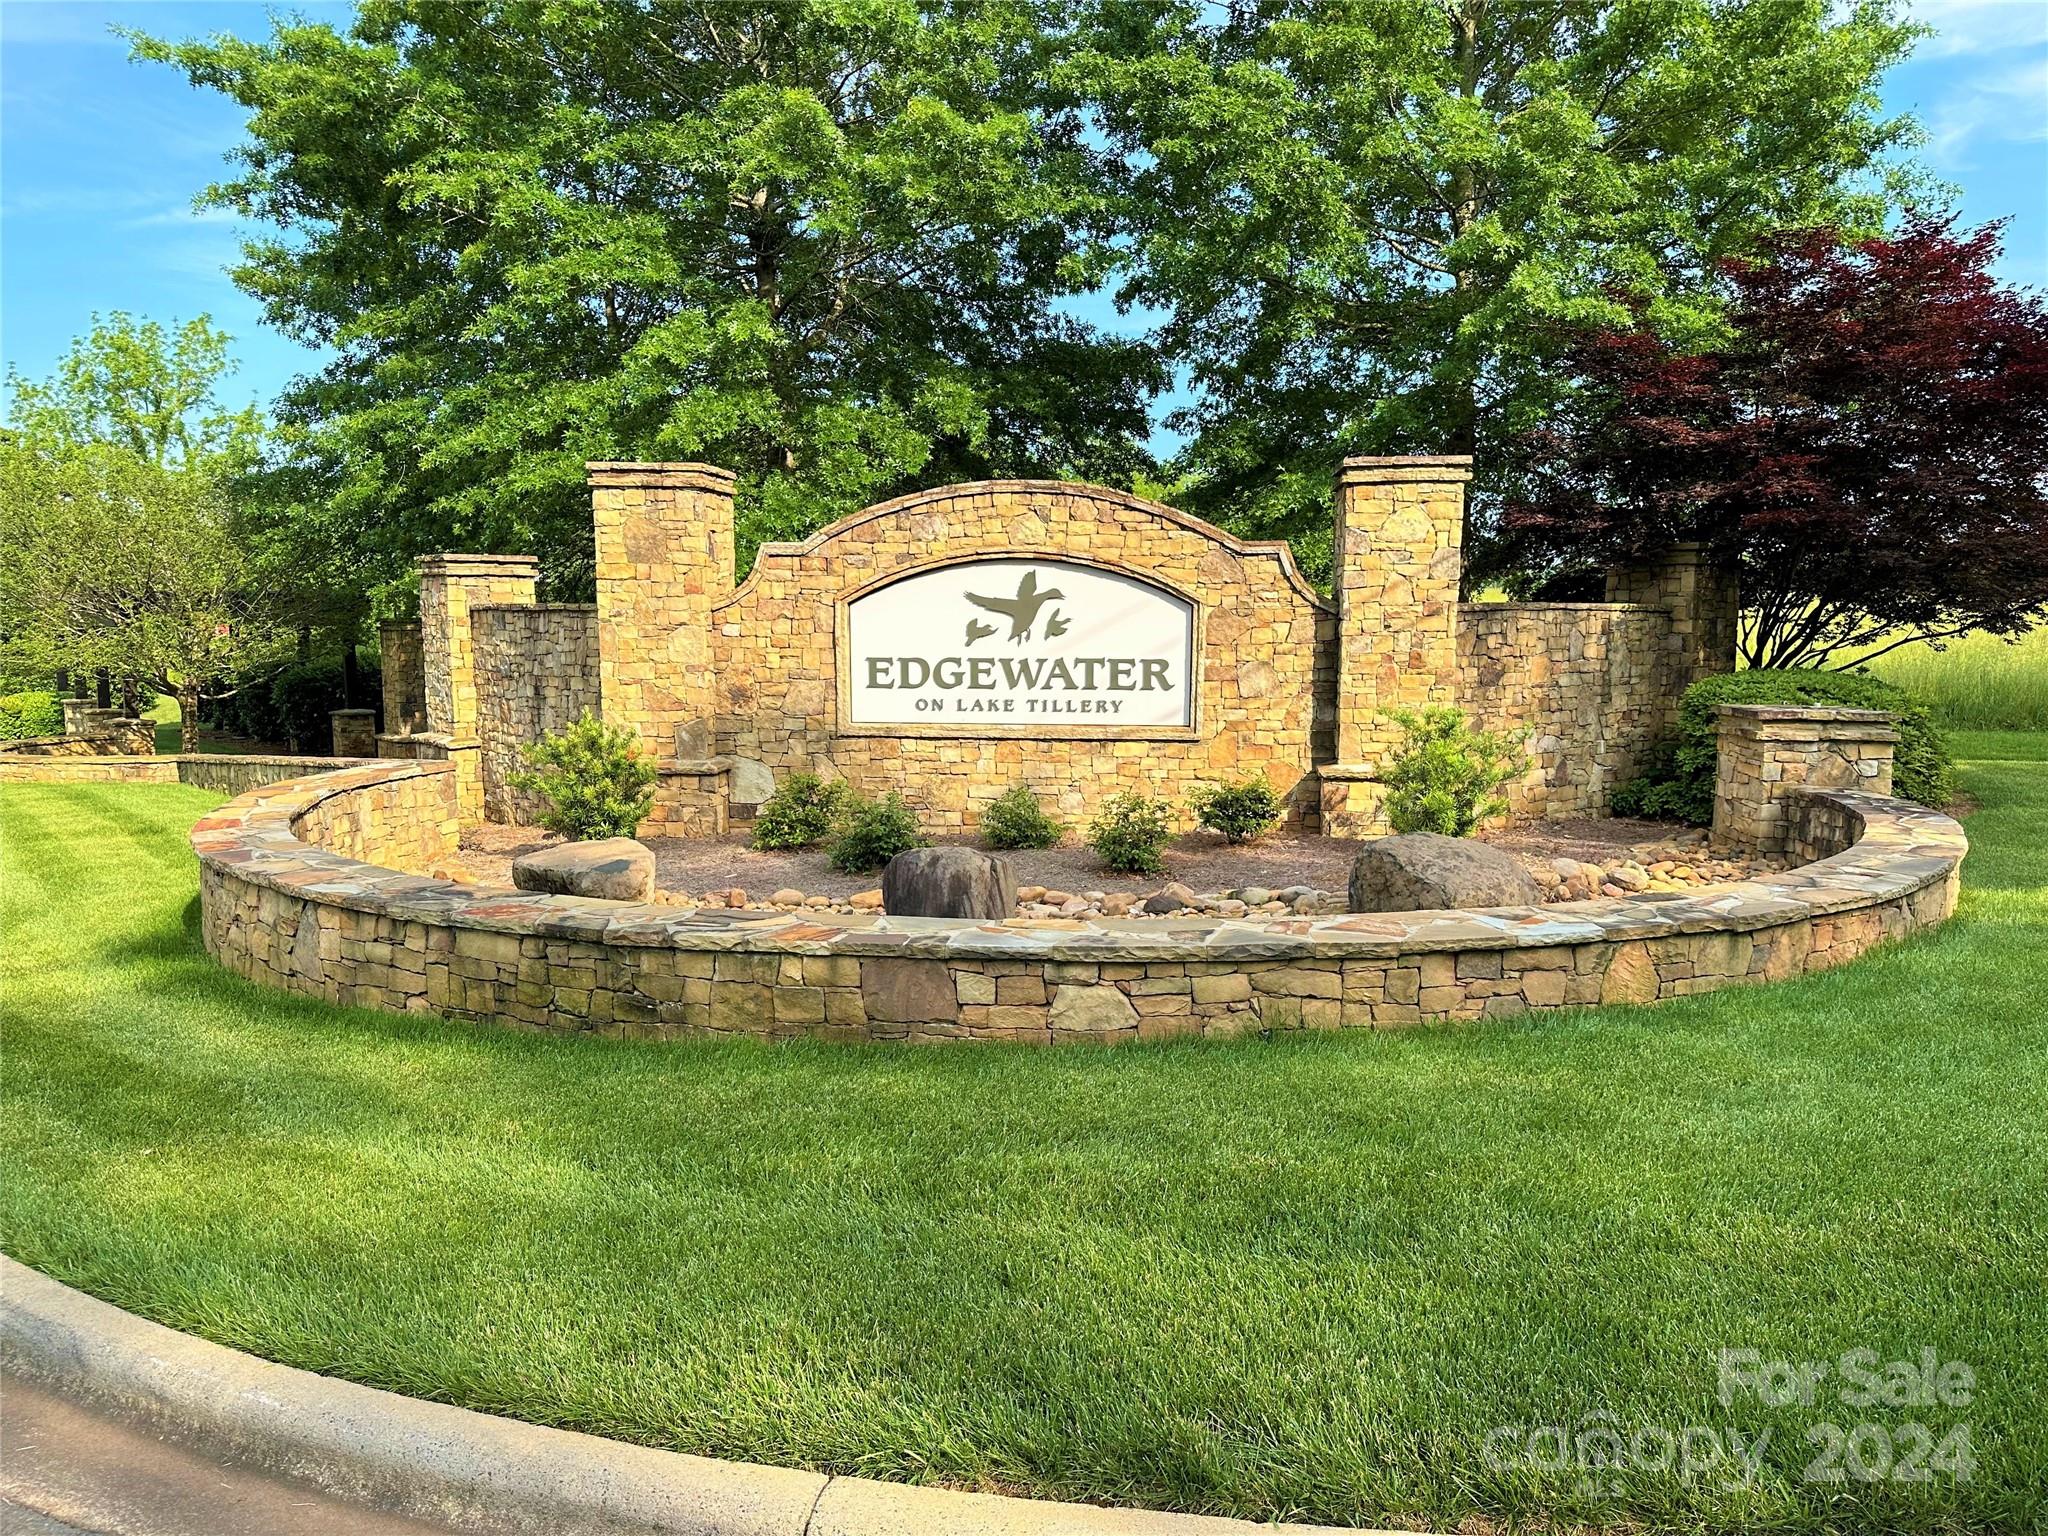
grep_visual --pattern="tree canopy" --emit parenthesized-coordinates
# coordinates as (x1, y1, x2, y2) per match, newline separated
(137, 0, 1162, 598)
(2, 316, 285, 746)
(1082, 0, 1923, 581)
(1505, 216, 2048, 669)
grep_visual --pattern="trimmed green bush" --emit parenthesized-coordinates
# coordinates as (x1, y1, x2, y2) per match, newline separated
(507, 710, 656, 840)
(1382, 707, 1528, 837)
(1610, 669, 1955, 824)
(0, 691, 64, 740)
(1189, 773, 1282, 844)
(1088, 792, 1173, 874)
(826, 792, 925, 873)
(981, 784, 1063, 850)
(751, 772, 849, 850)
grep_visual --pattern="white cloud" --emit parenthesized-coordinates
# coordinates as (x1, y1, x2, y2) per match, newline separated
(1923, 56, 2048, 168)
(1909, 0, 2048, 58)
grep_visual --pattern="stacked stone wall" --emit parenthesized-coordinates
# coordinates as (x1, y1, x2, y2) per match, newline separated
(472, 604, 601, 823)
(705, 482, 1335, 833)
(1457, 602, 1673, 818)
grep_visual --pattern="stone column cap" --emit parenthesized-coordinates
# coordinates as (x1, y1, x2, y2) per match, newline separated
(1715, 703, 1900, 739)
(1338, 454, 1473, 485)
(415, 552, 541, 578)
(586, 461, 736, 491)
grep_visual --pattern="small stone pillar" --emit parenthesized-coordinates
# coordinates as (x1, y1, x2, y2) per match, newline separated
(331, 708, 378, 758)
(590, 462, 736, 830)
(60, 697, 95, 736)
(1712, 704, 1898, 857)
(1319, 455, 1470, 837)
(378, 620, 427, 739)
(1607, 542, 1739, 722)
(418, 553, 539, 823)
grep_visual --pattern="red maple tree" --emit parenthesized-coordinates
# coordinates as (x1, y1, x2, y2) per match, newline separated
(1506, 215, 2048, 669)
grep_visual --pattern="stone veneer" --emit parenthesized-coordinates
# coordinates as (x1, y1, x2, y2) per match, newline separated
(186, 754, 1962, 1044)
(471, 603, 600, 823)
(1714, 705, 1901, 857)
(1458, 602, 1673, 818)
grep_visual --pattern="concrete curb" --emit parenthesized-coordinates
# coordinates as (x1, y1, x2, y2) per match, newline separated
(1, 1256, 1368, 1536)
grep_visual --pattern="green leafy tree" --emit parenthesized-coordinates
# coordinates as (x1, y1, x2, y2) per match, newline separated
(1083, 0, 1923, 581)
(138, 1, 1163, 593)
(1, 317, 282, 748)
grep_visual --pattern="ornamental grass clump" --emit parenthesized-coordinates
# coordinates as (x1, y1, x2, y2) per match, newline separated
(981, 784, 1063, 850)
(1089, 791, 1173, 874)
(1382, 707, 1527, 837)
(1190, 773, 1282, 843)
(507, 710, 655, 840)
(751, 772, 849, 850)
(826, 792, 926, 873)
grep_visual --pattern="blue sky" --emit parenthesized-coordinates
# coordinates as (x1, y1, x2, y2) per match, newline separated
(4, 0, 2044, 429)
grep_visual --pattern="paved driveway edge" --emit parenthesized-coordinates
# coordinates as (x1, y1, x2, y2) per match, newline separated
(0, 1255, 1364, 1536)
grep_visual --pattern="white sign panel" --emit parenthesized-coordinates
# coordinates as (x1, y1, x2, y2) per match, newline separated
(847, 559, 1194, 728)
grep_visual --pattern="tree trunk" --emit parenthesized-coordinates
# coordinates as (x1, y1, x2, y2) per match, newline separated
(341, 633, 360, 708)
(178, 685, 201, 753)
(297, 625, 312, 662)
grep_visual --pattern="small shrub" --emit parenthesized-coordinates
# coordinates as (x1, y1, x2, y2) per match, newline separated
(1382, 707, 1528, 837)
(1609, 668, 1955, 823)
(0, 691, 64, 739)
(751, 772, 849, 850)
(507, 710, 656, 840)
(1089, 791, 1173, 874)
(825, 792, 926, 873)
(1190, 772, 1282, 844)
(981, 784, 1063, 850)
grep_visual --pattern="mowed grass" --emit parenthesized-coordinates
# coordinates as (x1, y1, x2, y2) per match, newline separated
(3, 766, 2046, 1534)
(1854, 627, 2048, 731)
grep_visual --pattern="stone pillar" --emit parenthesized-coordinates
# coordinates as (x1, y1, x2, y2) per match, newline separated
(1712, 704, 1898, 857)
(331, 708, 378, 758)
(60, 697, 94, 736)
(417, 553, 539, 824)
(1607, 542, 1739, 720)
(589, 462, 736, 830)
(378, 620, 427, 740)
(1319, 455, 1470, 838)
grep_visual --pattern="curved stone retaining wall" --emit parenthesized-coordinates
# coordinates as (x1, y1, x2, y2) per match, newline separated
(0, 753, 381, 796)
(181, 759, 1965, 1043)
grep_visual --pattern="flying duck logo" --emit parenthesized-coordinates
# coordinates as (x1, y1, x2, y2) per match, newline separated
(846, 559, 1194, 728)
(965, 570, 1067, 645)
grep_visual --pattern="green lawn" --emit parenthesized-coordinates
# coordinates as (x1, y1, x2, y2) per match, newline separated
(3, 756, 2044, 1534)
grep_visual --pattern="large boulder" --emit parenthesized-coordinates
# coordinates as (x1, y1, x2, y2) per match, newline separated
(881, 846, 1016, 919)
(511, 837, 656, 901)
(1347, 832, 1542, 913)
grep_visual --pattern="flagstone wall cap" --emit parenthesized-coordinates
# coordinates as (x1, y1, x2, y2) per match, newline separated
(0, 1254, 1369, 1536)
(586, 462, 739, 489)
(184, 758, 1966, 967)
(416, 552, 542, 575)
